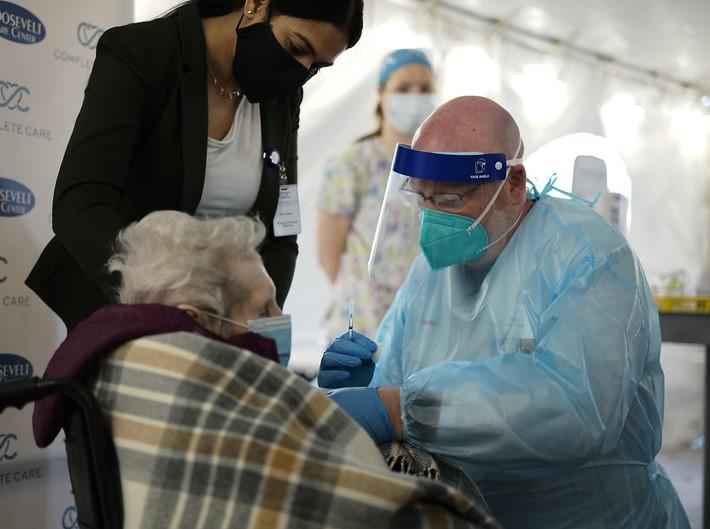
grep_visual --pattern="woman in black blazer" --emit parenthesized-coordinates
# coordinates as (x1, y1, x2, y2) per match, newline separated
(26, 0, 363, 329)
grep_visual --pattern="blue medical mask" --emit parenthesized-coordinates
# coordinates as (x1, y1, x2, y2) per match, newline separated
(201, 311, 292, 368)
(419, 180, 523, 271)
(246, 315, 292, 368)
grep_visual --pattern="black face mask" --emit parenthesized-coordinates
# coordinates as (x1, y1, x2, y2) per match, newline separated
(233, 20, 310, 103)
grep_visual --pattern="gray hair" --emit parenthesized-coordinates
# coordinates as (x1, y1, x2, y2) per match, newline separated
(108, 211, 266, 316)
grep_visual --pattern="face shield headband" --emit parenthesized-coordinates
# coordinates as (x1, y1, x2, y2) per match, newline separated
(392, 144, 522, 184)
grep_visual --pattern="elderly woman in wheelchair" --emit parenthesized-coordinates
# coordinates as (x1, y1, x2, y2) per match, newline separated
(28, 211, 498, 529)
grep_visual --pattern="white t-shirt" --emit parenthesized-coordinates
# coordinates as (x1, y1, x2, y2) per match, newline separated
(196, 99, 262, 217)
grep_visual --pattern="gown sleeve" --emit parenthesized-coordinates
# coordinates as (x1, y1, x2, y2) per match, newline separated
(371, 284, 408, 389)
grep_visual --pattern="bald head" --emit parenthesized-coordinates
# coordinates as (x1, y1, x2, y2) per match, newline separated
(413, 96, 523, 159)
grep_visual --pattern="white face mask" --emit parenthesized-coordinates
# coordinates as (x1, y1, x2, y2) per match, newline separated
(384, 93, 435, 136)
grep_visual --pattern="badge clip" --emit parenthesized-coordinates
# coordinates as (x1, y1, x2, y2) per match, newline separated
(264, 148, 288, 185)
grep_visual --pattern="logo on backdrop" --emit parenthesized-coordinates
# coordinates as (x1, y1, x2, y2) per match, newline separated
(62, 507, 78, 529)
(0, 80, 53, 140)
(0, 433, 18, 461)
(0, 177, 35, 217)
(77, 22, 103, 50)
(0, 432, 42, 486)
(0, 2, 46, 45)
(0, 256, 32, 308)
(0, 81, 30, 112)
(0, 354, 33, 382)
(0, 120, 52, 141)
(54, 21, 104, 71)
(0, 262, 32, 307)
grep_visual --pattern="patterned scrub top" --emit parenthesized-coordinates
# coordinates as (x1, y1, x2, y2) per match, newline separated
(318, 136, 420, 342)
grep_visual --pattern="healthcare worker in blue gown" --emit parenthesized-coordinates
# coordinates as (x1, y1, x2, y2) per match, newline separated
(317, 96, 690, 529)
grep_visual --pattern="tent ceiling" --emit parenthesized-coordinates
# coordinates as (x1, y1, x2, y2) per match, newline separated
(439, 0, 710, 93)
(137, 0, 710, 93)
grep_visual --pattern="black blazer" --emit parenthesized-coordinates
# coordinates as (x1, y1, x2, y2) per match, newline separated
(26, 4, 301, 329)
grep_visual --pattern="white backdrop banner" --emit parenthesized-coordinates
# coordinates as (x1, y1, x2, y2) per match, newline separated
(0, 1, 130, 528)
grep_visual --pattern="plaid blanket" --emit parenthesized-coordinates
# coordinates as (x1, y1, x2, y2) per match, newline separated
(91, 331, 500, 529)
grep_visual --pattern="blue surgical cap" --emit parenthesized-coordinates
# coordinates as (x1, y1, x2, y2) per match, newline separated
(379, 49, 432, 87)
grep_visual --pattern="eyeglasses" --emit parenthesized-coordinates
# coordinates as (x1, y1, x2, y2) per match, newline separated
(399, 181, 482, 209)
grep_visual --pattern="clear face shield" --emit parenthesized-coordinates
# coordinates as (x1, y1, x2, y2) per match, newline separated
(368, 143, 523, 280)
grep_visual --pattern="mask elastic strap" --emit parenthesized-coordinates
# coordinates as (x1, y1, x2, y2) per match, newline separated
(465, 179, 506, 234)
(201, 310, 248, 329)
(478, 208, 524, 252)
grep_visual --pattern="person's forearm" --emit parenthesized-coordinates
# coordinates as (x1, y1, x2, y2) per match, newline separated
(319, 252, 341, 283)
(316, 211, 350, 283)
(376, 387, 403, 440)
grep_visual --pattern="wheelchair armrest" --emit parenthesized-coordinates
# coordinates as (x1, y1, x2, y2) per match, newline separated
(0, 376, 42, 412)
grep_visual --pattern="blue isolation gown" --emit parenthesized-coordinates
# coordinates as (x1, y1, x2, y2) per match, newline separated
(372, 195, 689, 529)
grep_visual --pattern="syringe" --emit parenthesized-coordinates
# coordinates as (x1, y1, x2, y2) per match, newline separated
(348, 298, 354, 340)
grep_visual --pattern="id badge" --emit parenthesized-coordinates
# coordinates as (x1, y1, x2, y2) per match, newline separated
(273, 184, 301, 237)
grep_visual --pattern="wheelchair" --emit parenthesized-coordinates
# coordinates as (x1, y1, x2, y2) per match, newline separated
(0, 376, 123, 529)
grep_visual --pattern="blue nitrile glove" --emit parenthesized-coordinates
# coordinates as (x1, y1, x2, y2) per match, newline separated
(327, 387, 394, 445)
(318, 330, 377, 388)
